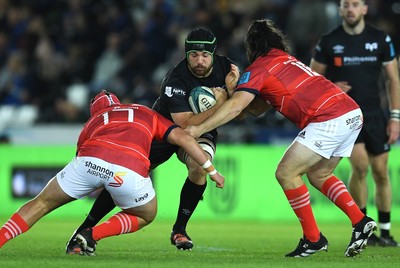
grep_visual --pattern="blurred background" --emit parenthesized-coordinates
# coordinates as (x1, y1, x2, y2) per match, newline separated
(0, 0, 399, 144)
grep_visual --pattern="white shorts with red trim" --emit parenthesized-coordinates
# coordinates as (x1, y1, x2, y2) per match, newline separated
(294, 109, 363, 159)
(56, 156, 155, 209)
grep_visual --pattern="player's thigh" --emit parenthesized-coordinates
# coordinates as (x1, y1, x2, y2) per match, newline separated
(123, 196, 157, 223)
(307, 156, 342, 189)
(286, 109, 362, 180)
(349, 143, 370, 174)
(56, 156, 104, 199)
(37, 177, 75, 207)
(16, 177, 75, 226)
(277, 141, 323, 180)
(105, 167, 156, 212)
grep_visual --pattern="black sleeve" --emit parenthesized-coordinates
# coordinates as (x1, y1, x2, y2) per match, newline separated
(313, 36, 329, 64)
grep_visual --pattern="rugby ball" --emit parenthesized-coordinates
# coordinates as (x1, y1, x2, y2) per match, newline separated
(188, 86, 217, 114)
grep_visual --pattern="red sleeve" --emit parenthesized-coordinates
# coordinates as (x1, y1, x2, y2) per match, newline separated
(152, 110, 179, 142)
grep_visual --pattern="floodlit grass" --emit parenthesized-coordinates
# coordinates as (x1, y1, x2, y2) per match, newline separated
(1, 218, 399, 268)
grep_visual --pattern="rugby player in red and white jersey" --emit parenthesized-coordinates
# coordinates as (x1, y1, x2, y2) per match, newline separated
(186, 19, 376, 258)
(0, 91, 224, 254)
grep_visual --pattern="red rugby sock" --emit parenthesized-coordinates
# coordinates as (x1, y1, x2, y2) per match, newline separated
(284, 184, 320, 242)
(92, 212, 139, 241)
(0, 213, 29, 248)
(321, 175, 364, 225)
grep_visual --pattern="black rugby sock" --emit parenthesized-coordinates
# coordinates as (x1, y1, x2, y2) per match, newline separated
(76, 189, 116, 233)
(378, 211, 391, 237)
(360, 207, 367, 215)
(173, 178, 206, 231)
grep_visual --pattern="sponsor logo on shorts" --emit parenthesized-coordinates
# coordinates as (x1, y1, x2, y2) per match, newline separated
(86, 161, 114, 180)
(314, 141, 323, 149)
(108, 172, 126, 187)
(346, 115, 362, 125)
(135, 192, 149, 203)
(298, 131, 306, 139)
(346, 115, 362, 129)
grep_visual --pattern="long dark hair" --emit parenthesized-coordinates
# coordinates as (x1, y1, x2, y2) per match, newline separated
(245, 19, 290, 64)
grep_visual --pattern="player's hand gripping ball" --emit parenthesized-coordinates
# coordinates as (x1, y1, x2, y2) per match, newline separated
(188, 86, 217, 114)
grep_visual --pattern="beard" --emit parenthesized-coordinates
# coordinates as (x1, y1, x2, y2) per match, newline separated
(344, 13, 362, 28)
(190, 64, 212, 77)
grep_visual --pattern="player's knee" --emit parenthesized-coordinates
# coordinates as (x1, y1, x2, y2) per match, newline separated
(352, 164, 369, 178)
(306, 170, 321, 184)
(137, 206, 157, 225)
(371, 169, 390, 185)
(188, 172, 207, 184)
(275, 166, 287, 186)
(188, 164, 207, 184)
(143, 212, 156, 224)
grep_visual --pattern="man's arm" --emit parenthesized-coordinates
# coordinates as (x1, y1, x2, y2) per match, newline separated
(186, 91, 255, 138)
(309, 59, 327, 75)
(310, 59, 352, 93)
(384, 58, 400, 144)
(166, 126, 224, 188)
(171, 88, 227, 128)
(236, 96, 272, 120)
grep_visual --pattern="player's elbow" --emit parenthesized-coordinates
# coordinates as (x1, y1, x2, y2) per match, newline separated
(167, 127, 191, 146)
(229, 98, 249, 117)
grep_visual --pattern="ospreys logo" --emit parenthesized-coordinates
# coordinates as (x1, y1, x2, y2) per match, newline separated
(365, 42, 378, 52)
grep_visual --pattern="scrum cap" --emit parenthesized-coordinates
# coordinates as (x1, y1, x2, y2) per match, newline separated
(90, 90, 120, 116)
(185, 28, 217, 58)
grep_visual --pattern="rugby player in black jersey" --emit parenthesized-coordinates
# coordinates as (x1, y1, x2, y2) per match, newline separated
(310, 0, 400, 247)
(65, 28, 239, 253)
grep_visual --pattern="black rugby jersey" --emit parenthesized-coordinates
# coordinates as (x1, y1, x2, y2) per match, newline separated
(313, 25, 396, 112)
(152, 54, 235, 121)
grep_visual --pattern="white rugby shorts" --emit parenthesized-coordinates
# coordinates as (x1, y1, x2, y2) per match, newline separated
(56, 156, 155, 209)
(294, 109, 363, 159)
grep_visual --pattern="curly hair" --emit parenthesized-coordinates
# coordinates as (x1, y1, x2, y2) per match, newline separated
(245, 19, 290, 64)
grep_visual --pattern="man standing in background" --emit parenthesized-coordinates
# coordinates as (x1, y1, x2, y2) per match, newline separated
(310, 0, 400, 246)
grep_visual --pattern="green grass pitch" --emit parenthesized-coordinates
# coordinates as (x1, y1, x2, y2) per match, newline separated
(1, 218, 399, 268)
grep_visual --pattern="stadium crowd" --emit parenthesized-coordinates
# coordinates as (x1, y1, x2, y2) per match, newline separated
(0, 0, 399, 143)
